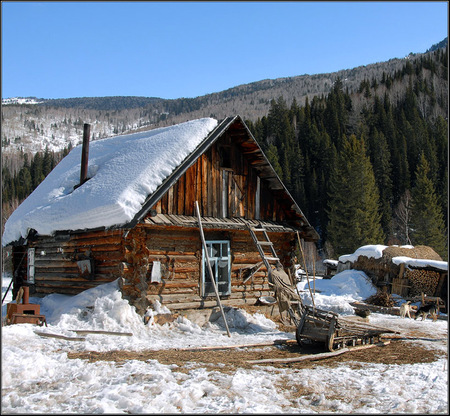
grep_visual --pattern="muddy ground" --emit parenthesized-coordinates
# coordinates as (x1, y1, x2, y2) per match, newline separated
(68, 314, 447, 375)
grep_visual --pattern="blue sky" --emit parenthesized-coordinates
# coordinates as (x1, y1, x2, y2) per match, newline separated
(1, 1, 448, 100)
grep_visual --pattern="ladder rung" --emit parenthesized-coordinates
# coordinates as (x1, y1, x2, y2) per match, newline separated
(264, 256, 279, 261)
(257, 241, 273, 246)
(250, 227, 265, 232)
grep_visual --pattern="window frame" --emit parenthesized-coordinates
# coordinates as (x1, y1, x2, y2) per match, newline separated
(201, 240, 231, 297)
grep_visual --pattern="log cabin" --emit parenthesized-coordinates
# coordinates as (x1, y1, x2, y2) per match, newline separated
(3, 115, 319, 317)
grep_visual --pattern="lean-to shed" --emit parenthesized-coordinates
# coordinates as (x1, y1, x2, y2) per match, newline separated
(3, 116, 319, 316)
(338, 245, 447, 305)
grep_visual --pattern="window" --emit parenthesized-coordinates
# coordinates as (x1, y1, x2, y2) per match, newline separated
(202, 241, 231, 296)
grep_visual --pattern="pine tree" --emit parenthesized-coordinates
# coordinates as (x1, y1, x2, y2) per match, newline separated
(432, 116, 448, 218)
(265, 144, 283, 180)
(410, 153, 447, 259)
(368, 129, 393, 238)
(327, 134, 384, 256)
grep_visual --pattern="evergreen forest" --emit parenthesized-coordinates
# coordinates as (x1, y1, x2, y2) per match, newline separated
(246, 48, 448, 259)
(2, 46, 448, 260)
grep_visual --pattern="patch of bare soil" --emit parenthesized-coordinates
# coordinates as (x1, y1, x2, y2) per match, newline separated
(67, 339, 445, 374)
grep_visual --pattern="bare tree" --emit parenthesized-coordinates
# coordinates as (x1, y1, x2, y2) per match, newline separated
(393, 190, 413, 245)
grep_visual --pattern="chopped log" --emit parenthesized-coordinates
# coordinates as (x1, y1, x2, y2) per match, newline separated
(406, 269, 441, 297)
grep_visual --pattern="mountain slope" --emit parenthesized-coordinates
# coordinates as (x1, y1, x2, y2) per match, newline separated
(1, 40, 447, 158)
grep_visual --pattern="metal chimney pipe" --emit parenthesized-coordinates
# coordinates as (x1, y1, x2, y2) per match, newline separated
(80, 123, 90, 185)
(23, 286, 29, 304)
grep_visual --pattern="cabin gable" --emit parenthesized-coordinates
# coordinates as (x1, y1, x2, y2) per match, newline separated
(143, 116, 310, 232)
(149, 132, 285, 221)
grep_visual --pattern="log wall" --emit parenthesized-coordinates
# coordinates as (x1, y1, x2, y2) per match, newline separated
(26, 229, 125, 296)
(119, 224, 296, 314)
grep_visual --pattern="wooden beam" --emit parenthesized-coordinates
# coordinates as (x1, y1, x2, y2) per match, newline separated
(246, 340, 390, 364)
(195, 201, 231, 337)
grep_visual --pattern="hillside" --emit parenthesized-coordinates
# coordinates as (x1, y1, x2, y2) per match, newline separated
(1, 41, 447, 158)
(1, 40, 448, 258)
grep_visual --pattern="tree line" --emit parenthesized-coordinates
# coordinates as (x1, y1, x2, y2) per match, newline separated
(1, 145, 72, 224)
(246, 47, 448, 259)
(2, 47, 447, 261)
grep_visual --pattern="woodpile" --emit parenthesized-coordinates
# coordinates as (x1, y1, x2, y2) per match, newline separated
(365, 291, 395, 307)
(406, 269, 441, 297)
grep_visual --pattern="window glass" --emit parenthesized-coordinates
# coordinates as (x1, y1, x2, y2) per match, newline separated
(202, 240, 231, 296)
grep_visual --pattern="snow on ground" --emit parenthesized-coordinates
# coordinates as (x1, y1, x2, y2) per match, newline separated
(1, 271, 448, 414)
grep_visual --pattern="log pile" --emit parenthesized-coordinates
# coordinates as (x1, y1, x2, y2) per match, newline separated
(405, 269, 441, 297)
(365, 291, 395, 307)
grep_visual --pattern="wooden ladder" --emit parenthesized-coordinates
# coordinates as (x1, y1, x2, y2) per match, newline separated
(248, 223, 281, 281)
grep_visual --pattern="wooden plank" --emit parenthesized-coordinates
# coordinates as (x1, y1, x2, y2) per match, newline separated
(35, 331, 85, 341)
(71, 330, 133, 336)
(246, 341, 390, 364)
(196, 157, 202, 212)
(168, 185, 174, 214)
(212, 145, 219, 217)
(177, 339, 295, 352)
(184, 164, 195, 216)
(176, 175, 186, 215)
(161, 191, 169, 213)
(201, 154, 208, 214)
(195, 201, 230, 336)
(206, 149, 213, 217)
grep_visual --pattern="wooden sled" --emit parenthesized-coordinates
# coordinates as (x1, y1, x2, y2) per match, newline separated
(292, 304, 397, 351)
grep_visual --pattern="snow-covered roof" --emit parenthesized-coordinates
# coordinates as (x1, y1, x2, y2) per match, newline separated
(338, 244, 447, 271)
(2, 118, 218, 246)
(392, 256, 448, 271)
(338, 245, 389, 263)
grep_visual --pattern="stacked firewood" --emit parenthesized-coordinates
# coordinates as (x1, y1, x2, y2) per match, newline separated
(365, 291, 395, 307)
(406, 269, 440, 297)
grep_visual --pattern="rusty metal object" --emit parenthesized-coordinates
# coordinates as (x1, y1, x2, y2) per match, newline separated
(6, 286, 47, 326)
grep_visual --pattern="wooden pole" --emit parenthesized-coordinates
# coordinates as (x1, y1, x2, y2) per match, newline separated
(296, 231, 315, 308)
(195, 201, 231, 337)
(312, 248, 316, 296)
(246, 341, 390, 365)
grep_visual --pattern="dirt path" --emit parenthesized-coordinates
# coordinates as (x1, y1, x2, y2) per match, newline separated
(67, 337, 445, 374)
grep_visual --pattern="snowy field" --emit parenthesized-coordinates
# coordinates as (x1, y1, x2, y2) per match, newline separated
(1, 271, 448, 414)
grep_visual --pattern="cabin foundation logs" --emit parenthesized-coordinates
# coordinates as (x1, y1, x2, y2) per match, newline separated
(405, 269, 441, 297)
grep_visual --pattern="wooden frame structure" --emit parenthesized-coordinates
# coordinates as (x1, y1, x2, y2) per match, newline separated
(7, 116, 319, 315)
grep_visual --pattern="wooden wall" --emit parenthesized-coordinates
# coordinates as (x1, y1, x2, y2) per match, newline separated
(150, 135, 286, 221)
(25, 230, 125, 296)
(120, 224, 296, 313)
(14, 132, 300, 312)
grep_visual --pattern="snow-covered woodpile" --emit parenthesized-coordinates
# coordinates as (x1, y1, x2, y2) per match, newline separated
(338, 245, 447, 305)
